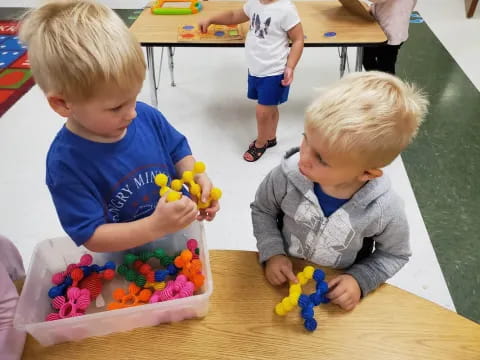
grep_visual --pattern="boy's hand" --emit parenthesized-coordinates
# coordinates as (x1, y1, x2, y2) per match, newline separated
(265, 255, 298, 286)
(281, 67, 294, 86)
(326, 274, 361, 311)
(148, 194, 198, 237)
(198, 19, 211, 33)
(194, 173, 220, 221)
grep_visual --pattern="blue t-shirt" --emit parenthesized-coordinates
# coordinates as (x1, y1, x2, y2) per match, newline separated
(313, 183, 350, 217)
(46, 102, 192, 246)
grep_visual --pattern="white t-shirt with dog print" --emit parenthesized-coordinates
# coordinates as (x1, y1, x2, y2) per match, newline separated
(243, 0, 300, 77)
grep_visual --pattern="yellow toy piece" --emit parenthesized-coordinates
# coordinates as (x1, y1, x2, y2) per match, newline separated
(297, 272, 308, 285)
(144, 281, 166, 291)
(198, 186, 222, 209)
(303, 266, 315, 280)
(154, 173, 183, 202)
(275, 303, 287, 316)
(274, 266, 316, 316)
(154, 161, 222, 207)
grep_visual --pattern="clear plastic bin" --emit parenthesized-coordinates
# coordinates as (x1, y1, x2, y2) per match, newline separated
(14, 222, 213, 346)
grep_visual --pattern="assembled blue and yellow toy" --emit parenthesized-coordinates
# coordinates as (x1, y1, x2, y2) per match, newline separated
(151, 0, 203, 15)
(274, 266, 329, 332)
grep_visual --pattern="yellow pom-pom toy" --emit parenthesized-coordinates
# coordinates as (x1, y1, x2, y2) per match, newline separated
(154, 173, 183, 202)
(154, 161, 222, 207)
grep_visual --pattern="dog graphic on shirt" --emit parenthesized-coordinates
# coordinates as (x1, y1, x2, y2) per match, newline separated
(250, 13, 271, 39)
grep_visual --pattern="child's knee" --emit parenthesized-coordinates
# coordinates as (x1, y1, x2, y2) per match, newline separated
(256, 104, 276, 120)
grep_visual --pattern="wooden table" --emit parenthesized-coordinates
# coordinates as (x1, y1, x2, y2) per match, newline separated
(21, 250, 480, 360)
(129, 1, 387, 107)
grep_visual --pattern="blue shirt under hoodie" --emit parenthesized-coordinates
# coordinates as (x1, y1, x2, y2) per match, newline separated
(46, 102, 192, 246)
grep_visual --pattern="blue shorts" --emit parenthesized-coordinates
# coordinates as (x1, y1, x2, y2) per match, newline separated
(247, 73, 290, 106)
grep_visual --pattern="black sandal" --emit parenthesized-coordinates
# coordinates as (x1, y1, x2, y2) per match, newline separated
(249, 138, 277, 149)
(243, 142, 268, 162)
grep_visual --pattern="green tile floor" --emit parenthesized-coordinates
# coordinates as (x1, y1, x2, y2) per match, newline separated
(398, 14, 480, 323)
(1, 7, 478, 323)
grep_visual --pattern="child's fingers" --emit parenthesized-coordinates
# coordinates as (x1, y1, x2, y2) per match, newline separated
(342, 300, 356, 311)
(158, 194, 168, 205)
(200, 182, 212, 203)
(327, 276, 342, 289)
(272, 269, 287, 285)
(267, 272, 279, 286)
(183, 205, 198, 224)
(281, 266, 297, 283)
(205, 211, 216, 221)
(331, 292, 351, 309)
(205, 201, 220, 214)
(326, 282, 346, 300)
(175, 197, 197, 216)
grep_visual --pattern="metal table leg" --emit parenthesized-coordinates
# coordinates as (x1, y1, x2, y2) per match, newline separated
(146, 46, 158, 108)
(168, 46, 176, 87)
(339, 46, 347, 77)
(355, 46, 364, 72)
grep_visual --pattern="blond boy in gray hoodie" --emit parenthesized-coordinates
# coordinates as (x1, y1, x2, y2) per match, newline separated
(251, 72, 428, 311)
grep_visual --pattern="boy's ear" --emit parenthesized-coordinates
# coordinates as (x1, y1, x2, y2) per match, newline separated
(47, 93, 72, 118)
(358, 168, 383, 182)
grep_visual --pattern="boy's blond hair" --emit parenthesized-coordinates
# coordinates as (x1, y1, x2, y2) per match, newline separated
(19, 0, 146, 101)
(305, 71, 429, 168)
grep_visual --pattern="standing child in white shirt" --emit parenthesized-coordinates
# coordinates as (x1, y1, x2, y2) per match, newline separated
(199, 0, 304, 162)
(363, 0, 417, 75)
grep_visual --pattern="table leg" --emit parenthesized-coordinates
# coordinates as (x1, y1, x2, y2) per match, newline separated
(339, 46, 347, 77)
(168, 46, 176, 87)
(466, 0, 479, 17)
(355, 46, 364, 72)
(146, 46, 158, 108)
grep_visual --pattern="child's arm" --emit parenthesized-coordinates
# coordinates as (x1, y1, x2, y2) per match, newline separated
(175, 155, 220, 221)
(84, 195, 198, 252)
(251, 165, 297, 285)
(198, 9, 249, 32)
(282, 23, 304, 87)
(328, 202, 411, 310)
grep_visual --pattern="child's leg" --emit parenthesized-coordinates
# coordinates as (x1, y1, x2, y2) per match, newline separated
(245, 74, 288, 162)
(243, 105, 278, 162)
(255, 104, 278, 147)
(0, 235, 26, 360)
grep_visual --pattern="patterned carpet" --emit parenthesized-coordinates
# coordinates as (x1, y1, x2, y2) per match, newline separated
(0, 21, 34, 118)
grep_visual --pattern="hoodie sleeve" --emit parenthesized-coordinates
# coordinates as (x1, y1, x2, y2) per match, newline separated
(344, 193, 411, 296)
(250, 165, 289, 263)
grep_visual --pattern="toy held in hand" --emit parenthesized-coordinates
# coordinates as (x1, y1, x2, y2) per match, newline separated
(154, 161, 222, 208)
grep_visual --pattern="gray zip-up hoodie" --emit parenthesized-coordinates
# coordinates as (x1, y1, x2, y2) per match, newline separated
(251, 148, 411, 296)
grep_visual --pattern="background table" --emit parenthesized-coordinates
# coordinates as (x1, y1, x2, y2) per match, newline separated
(129, 1, 387, 107)
(21, 250, 480, 360)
